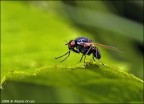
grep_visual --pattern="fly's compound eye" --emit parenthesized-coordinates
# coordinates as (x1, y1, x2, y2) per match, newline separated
(69, 41, 75, 48)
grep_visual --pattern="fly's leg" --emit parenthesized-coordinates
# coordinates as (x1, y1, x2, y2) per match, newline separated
(92, 48, 97, 62)
(93, 48, 104, 65)
(98, 59, 105, 65)
(92, 56, 95, 61)
(83, 45, 93, 64)
(79, 54, 84, 62)
(84, 55, 86, 64)
(95, 48, 97, 58)
(60, 51, 70, 62)
(85, 45, 93, 55)
(55, 51, 70, 59)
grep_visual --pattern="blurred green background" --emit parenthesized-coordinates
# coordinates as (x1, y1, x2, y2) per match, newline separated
(1, 1, 143, 103)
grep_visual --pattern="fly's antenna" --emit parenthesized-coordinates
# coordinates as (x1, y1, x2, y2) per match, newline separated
(64, 40, 68, 45)
(65, 43, 68, 45)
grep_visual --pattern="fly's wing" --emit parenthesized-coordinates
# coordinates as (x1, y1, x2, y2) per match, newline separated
(91, 43, 124, 52)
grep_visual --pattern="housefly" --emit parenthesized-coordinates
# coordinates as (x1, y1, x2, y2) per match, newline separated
(55, 37, 122, 64)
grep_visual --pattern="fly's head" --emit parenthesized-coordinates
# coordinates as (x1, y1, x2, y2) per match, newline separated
(65, 40, 76, 50)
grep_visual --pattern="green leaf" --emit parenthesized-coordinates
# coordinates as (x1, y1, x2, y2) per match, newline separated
(1, 63, 143, 103)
